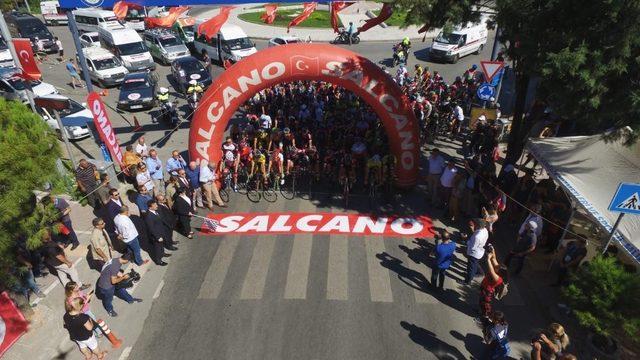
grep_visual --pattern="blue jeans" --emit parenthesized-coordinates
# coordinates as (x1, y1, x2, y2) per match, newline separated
(98, 286, 134, 313)
(63, 220, 79, 246)
(126, 237, 144, 265)
(466, 255, 482, 284)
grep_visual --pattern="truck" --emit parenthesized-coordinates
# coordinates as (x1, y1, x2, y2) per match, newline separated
(40, 1, 68, 26)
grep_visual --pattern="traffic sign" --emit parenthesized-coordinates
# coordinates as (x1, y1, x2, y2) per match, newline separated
(476, 83, 496, 101)
(480, 60, 505, 83)
(608, 183, 640, 215)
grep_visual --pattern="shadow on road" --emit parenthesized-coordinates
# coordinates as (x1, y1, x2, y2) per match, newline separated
(400, 321, 467, 360)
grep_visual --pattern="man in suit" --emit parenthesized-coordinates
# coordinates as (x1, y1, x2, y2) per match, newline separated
(156, 194, 178, 251)
(173, 187, 194, 239)
(144, 200, 169, 266)
(104, 188, 123, 237)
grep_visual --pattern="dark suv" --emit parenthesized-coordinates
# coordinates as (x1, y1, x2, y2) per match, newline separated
(4, 12, 58, 53)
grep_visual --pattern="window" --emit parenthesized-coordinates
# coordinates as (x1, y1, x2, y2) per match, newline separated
(0, 81, 13, 92)
(460, 35, 467, 45)
(274, 38, 284, 45)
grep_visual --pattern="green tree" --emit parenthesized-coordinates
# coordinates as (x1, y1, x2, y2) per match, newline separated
(0, 98, 61, 289)
(392, 0, 640, 161)
(563, 256, 640, 342)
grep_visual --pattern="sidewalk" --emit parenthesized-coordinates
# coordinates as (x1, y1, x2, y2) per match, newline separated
(192, 2, 439, 42)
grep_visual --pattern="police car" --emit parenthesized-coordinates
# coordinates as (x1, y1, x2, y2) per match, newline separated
(117, 72, 157, 111)
(143, 29, 190, 65)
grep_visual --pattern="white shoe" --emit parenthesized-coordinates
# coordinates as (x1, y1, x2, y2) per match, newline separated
(280, 178, 285, 185)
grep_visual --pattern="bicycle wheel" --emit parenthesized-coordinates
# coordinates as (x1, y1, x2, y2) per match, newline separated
(343, 181, 350, 208)
(280, 174, 295, 200)
(246, 177, 261, 203)
(219, 188, 230, 203)
(263, 188, 278, 203)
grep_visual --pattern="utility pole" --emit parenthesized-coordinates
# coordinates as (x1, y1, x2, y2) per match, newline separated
(0, 15, 37, 112)
(66, 12, 94, 93)
(46, 107, 77, 167)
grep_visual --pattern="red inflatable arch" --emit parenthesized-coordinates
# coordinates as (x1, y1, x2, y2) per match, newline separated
(189, 43, 420, 188)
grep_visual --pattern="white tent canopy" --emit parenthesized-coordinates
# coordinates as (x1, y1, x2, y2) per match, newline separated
(527, 130, 640, 263)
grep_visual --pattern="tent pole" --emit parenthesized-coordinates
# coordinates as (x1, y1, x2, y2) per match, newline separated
(602, 213, 625, 255)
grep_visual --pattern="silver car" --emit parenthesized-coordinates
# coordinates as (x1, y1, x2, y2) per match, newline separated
(143, 29, 190, 65)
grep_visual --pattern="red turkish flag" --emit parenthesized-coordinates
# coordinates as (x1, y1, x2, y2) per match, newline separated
(198, 6, 235, 41)
(12, 39, 41, 81)
(0, 292, 29, 357)
(145, 6, 190, 28)
(290, 55, 319, 76)
(260, 4, 278, 25)
(331, 1, 353, 33)
(358, 3, 393, 33)
(287, 2, 317, 33)
(113, 1, 143, 20)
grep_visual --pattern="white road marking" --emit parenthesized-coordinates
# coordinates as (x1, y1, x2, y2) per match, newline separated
(403, 237, 437, 304)
(118, 346, 132, 360)
(326, 235, 349, 301)
(198, 238, 240, 299)
(153, 280, 165, 299)
(283, 234, 313, 299)
(240, 237, 276, 300)
(364, 237, 394, 302)
(31, 257, 84, 306)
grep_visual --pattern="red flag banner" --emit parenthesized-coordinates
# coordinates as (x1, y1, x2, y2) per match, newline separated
(12, 39, 41, 81)
(201, 212, 435, 238)
(198, 6, 235, 41)
(358, 3, 393, 33)
(145, 6, 190, 28)
(331, 1, 353, 33)
(87, 92, 124, 168)
(0, 292, 29, 357)
(112, 1, 129, 20)
(287, 2, 317, 33)
(260, 3, 278, 24)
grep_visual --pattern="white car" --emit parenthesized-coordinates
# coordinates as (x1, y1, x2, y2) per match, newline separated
(37, 94, 92, 140)
(268, 35, 302, 47)
(0, 68, 58, 103)
(80, 32, 101, 48)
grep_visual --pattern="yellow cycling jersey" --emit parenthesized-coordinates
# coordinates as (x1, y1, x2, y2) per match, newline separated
(367, 157, 382, 169)
(253, 154, 266, 164)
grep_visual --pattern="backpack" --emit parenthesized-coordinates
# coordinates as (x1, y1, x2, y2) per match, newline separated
(494, 282, 509, 300)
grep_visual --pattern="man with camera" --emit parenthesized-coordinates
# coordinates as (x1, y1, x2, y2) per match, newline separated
(96, 253, 143, 317)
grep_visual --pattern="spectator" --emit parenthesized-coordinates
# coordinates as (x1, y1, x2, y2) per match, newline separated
(426, 148, 445, 203)
(75, 159, 99, 209)
(186, 161, 204, 208)
(95, 173, 113, 207)
(479, 246, 508, 320)
(505, 220, 538, 275)
(96, 254, 142, 317)
(448, 172, 465, 223)
(65, 58, 84, 89)
(135, 163, 154, 194)
(166, 150, 187, 176)
(199, 160, 226, 209)
(519, 203, 544, 237)
(553, 238, 587, 286)
(482, 204, 499, 236)
(135, 136, 149, 158)
(156, 194, 178, 251)
(439, 161, 458, 207)
(15, 245, 45, 300)
(89, 218, 113, 270)
(482, 311, 511, 359)
(114, 205, 149, 266)
(45, 195, 80, 250)
(41, 231, 89, 289)
(498, 164, 518, 197)
(464, 218, 488, 284)
(531, 323, 570, 360)
(145, 149, 164, 196)
(165, 176, 179, 209)
(135, 186, 153, 215)
(63, 297, 105, 359)
(173, 187, 194, 239)
(55, 37, 63, 61)
(64, 281, 101, 337)
(430, 231, 456, 290)
(123, 145, 142, 173)
(144, 200, 169, 266)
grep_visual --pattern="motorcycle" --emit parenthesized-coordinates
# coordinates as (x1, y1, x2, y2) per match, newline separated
(392, 44, 409, 67)
(156, 100, 180, 128)
(187, 91, 201, 113)
(331, 29, 360, 44)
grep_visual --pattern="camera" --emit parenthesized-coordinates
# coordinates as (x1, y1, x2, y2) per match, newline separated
(485, 244, 494, 253)
(115, 269, 141, 289)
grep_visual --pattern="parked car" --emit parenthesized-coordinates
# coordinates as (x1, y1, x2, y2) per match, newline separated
(82, 47, 128, 87)
(0, 67, 57, 103)
(268, 35, 301, 47)
(193, 23, 257, 64)
(0, 36, 15, 68)
(79, 32, 101, 48)
(37, 94, 92, 140)
(4, 11, 58, 53)
(117, 72, 157, 111)
(143, 29, 190, 65)
(170, 56, 211, 93)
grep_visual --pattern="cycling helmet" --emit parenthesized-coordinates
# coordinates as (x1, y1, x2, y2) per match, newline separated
(455, 76, 462, 82)
(414, 64, 420, 69)
(471, 64, 478, 70)
(283, 127, 291, 134)
(159, 87, 169, 94)
(189, 79, 197, 85)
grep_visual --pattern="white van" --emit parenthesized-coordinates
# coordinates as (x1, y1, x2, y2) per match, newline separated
(82, 47, 129, 87)
(41, 1, 68, 26)
(193, 23, 257, 64)
(98, 27, 155, 72)
(429, 21, 488, 63)
(73, 9, 120, 33)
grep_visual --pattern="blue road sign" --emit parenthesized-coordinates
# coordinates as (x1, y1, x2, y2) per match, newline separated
(608, 183, 640, 215)
(490, 69, 504, 87)
(476, 83, 496, 101)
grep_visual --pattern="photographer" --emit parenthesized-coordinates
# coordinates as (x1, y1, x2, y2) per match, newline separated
(479, 245, 509, 320)
(96, 253, 142, 317)
(482, 311, 510, 359)
(531, 323, 570, 360)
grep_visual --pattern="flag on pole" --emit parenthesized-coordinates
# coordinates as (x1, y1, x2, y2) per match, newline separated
(112, 1, 129, 20)
(0, 292, 29, 357)
(145, 6, 190, 28)
(198, 6, 235, 41)
(287, 2, 317, 33)
(260, 3, 278, 24)
(12, 39, 41, 80)
(358, 3, 393, 33)
(331, 1, 353, 33)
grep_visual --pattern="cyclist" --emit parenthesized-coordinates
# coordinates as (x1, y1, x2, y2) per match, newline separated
(253, 128, 269, 152)
(221, 136, 239, 191)
(364, 150, 382, 186)
(338, 150, 356, 189)
(250, 149, 267, 185)
(381, 154, 397, 184)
